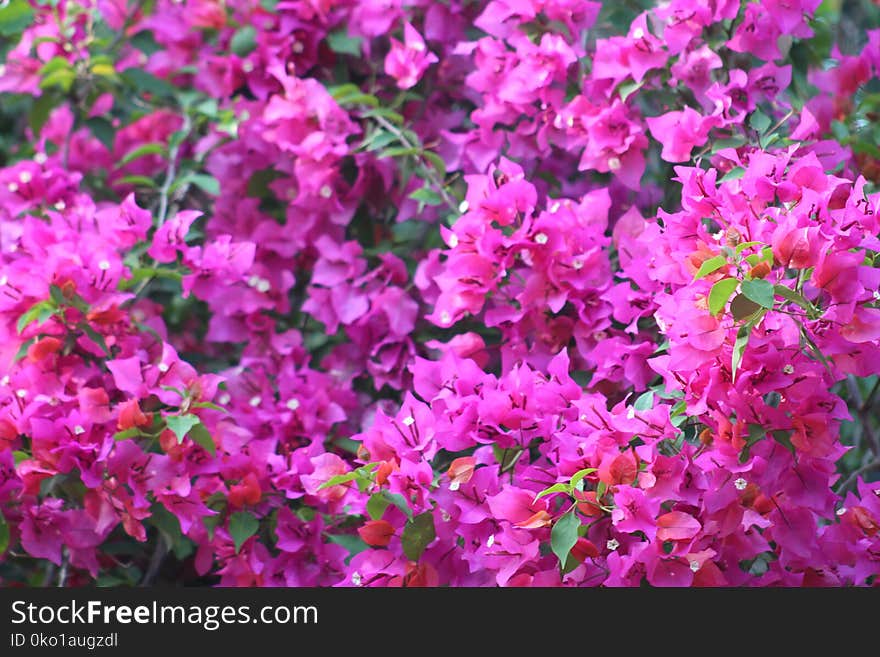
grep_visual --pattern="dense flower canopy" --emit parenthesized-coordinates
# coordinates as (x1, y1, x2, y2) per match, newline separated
(1, 0, 880, 587)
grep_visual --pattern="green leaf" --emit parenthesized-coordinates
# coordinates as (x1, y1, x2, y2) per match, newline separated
(13, 338, 35, 363)
(401, 512, 436, 561)
(569, 468, 597, 492)
(731, 323, 751, 383)
(730, 293, 761, 321)
(327, 534, 368, 558)
(80, 323, 111, 356)
(708, 277, 740, 316)
(187, 173, 220, 196)
(741, 278, 775, 309)
(326, 30, 362, 56)
(0, 509, 9, 556)
(121, 68, 176, 98)
(85, 117, 115, 151)
(117, 175, 159, 188)
(773, 284, 813, 311)
(366, 493, 390, 520)
(694, 255, 727, 280)
(710, 136, 746, 153)
(149, 504, 183, 545)
(165, 413, 201, 444)
(719, 167, 745, 182)
(0, 0, 34, 36)
(118, 142, 166, 167)
(48, 284, 66, 306)
(421, 150, 447, 179)
(317, 471, 361, 490)
(362, 107, 405, 125)
(749, 110, 771, 134)
(409, 187, 443, 206)
(533, 482, 572, 502)
(191, 401, 227, 413)
(16, 301, 54, 334)
(772, 430, 796, 456)
(734, 241, 763, 256)
(380, 490, 413, 521)
(617, 79, 645, 102)
(228, 511, 259, 554)
(130, 30, 161, 56)
(362, 130, 398, 152)
(29, 92, 56, 136)
(550, 511, 580, 569)
(230, 25, 257, 56)
(113, 427, 142, 441)
(633, 390, 654, 411)
(188, 422, 216, 457)
(379, 146, 421, 159)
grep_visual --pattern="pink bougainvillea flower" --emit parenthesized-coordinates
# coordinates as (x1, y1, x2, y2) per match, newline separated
(384, 23, 438, 89)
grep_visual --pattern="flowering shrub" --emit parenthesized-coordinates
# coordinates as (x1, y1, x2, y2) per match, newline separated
(1, 0, 880, 587)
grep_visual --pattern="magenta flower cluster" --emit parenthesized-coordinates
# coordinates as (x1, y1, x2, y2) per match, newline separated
(1, 0, 879, 587)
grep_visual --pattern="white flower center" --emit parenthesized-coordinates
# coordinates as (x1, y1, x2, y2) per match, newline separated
(689, 560, 701, 573)
(535, 233, 548, 245)
(734, 478, 747, 491)
(98, 260, 111, 271)
(606, 538, 620, 551)
(249, 395, 262, 407)
(351, 572, 362, 586)
(607, 157, 622, 171)
(458, 200, 469, 213)
(448, 234, 459, 248)
(74, 425, 85, 435)
(486, 534, 495, 548)
(319, 184, 333, 198)
(286, 398, 300, 411)
(19, 171, 31, 184)
(402, 416, 415, 427)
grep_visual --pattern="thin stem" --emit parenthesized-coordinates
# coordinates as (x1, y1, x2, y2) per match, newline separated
(835, 458, 880, 495)
(860, 377, 880, 414)
(372, 114, 458, 213)
(108, 0, 147, 52)
(140, 534, 168, 586)
(57, 548, 69, 587)
(156, 113, 192, 228)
